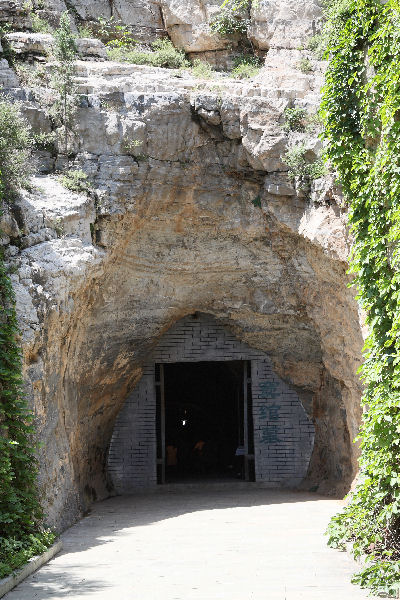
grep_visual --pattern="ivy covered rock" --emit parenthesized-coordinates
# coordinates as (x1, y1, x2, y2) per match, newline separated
(322, 0, 400, 596)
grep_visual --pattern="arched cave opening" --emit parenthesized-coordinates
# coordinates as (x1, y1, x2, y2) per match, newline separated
(31, 197, 364, 532)
(105, 313, 351, 496)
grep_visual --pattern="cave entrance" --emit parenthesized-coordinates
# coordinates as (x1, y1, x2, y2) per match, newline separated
(155, 360, 255, 484)
(108, 313, 317, 493)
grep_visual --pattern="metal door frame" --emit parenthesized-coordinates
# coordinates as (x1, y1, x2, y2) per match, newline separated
(243, 360, 255, 482)
(155, 363, 166, 484)
(155, 360, 254, 484)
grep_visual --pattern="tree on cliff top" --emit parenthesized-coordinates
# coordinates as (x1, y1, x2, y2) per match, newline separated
(51, 11, 78, 166)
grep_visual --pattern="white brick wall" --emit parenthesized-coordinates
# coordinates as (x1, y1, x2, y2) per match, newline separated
(108, 314, 315, 492)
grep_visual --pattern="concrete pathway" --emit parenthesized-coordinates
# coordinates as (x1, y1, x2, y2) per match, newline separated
(5, 486, 372, 600)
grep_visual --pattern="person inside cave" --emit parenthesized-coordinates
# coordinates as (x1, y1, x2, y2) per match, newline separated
(166, 442, 178, 476)
(192, 439, 206, 474)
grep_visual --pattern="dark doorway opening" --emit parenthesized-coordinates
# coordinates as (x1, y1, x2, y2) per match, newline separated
(155, 361, 254, 483)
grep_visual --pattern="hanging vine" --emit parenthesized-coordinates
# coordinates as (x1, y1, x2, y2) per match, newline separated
(0, 101, 55, 577)
(321, 0, 400, 595)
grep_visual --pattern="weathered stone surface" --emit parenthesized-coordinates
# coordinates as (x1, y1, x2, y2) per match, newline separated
(5, 32, 53, 55)
(35, 0, 163, 42)
(161, 0, 230, 53)
(76, 37, 107, 59)
(0, 209, 20, 244)
(0, 0, 32, 29)
(0, 57, 20, 88)
(67, 0, 111, 20)
(20, 103, 52, 134)
(112, 0, 163, 33)
(160, 0, 323, 57)
(4, 31, 106, 58)
(249, 0, 323, 50)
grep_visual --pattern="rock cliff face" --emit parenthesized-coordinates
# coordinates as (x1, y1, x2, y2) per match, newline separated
(0, 0, 365, 531)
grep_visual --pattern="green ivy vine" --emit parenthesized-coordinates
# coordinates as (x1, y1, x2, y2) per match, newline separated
(0, 122, 55, 576)
(322, 0, 400, 596)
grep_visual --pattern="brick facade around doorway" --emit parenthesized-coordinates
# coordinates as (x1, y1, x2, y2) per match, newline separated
(107, 314, 315, 492)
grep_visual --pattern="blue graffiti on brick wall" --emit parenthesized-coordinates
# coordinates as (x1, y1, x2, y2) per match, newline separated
(260, 425, 280, 444)
(259, 381, 280, 399)
(258, 381, 281, 444)
(259, 403, 280, 422)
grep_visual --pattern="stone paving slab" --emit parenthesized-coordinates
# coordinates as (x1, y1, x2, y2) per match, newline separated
(4, 487, 373, 600)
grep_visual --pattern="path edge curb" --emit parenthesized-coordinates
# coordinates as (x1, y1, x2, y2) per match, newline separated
(0, 540, 62, 598)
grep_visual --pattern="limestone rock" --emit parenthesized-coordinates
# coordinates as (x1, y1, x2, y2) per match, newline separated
(66, 0, 111, 20)
(5, 32, 53, 55)
(161, 0, 229, 53)
(0, 0, 32, 30)
(161, 0, 322, 56)
(21, 103, 52, 134)
(76, 37, 107, 59)
(5, 31, 107, 59)
(249, 0, 323, 50)
(0, 209, 20, 244)
(37, 0, 164, 43)
(0, 57, 20, 88)
(112, 0, 163, 34)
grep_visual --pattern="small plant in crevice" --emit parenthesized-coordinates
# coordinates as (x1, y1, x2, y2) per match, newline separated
(296, 57, 313, 73)
(58, 169, 92, 194)
(122, 139, 143, 155)
(0, 22, 12, 38)
(31, 13, 53, 34)
(251, 195, 261, 208)
(51, 216, 64, 237)
(23, 0, 46, 11)
(107, 38, 189, 70)
(307, 33, 327, 60)
(147, 38, 189, 69)
(210, 9, 249, 37)
(77, 24, 94, 39)
(283, 107, 323, 135)
(191, 59, 216, 80)
(283, 107, 308, 132)
(21, 0, 53, 33)
(14, 63, 48, 90)
(33, 131, 56, 153)
(97, 16, 136, 45)
(0, 24, 17, 66)
(284, 142, 326, 192)
(305, 111, 324, 134)
(230, 54, 261, 79)
(210, 0, 259, 38)
(106, 35, 140, 51)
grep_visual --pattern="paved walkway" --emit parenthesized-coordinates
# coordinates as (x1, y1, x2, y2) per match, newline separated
(5, 486, 372, 600)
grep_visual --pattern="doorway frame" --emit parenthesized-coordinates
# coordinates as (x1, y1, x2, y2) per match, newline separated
(155, 359, 255, 484)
